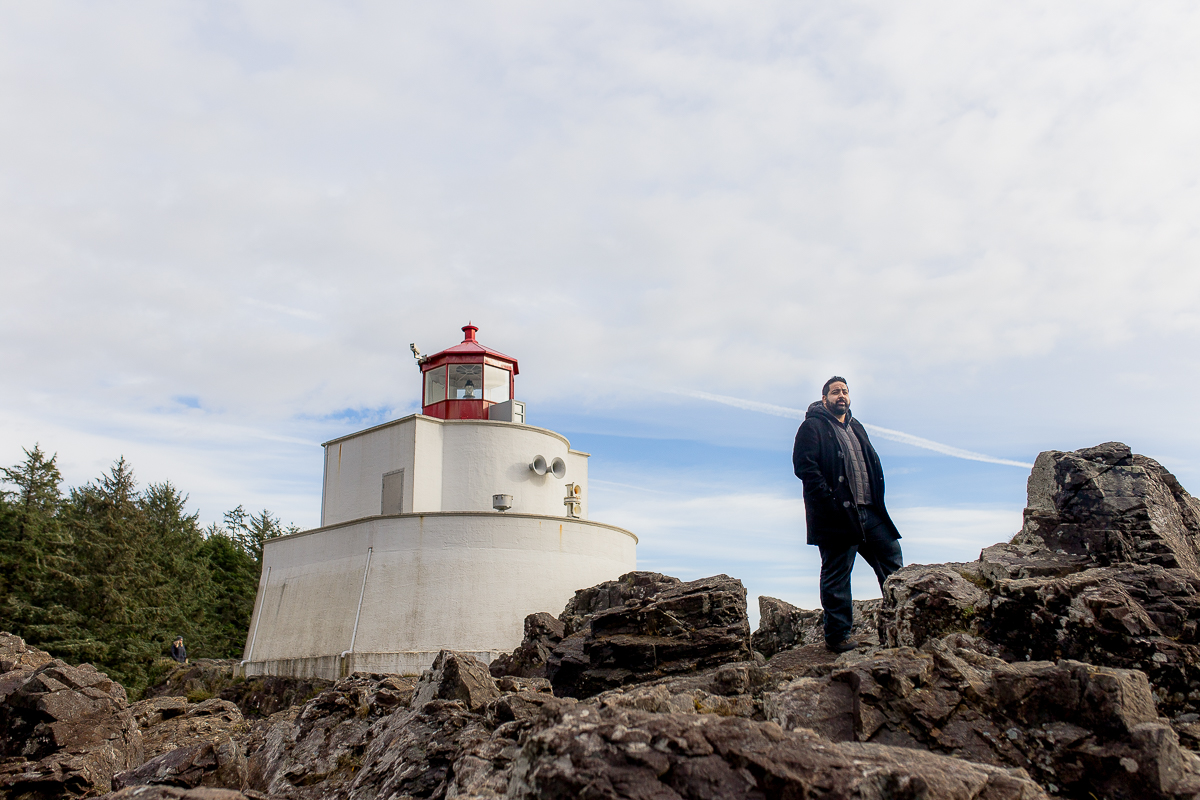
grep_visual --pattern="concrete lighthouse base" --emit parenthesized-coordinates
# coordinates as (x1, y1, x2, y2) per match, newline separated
(239, 511, 637, 680)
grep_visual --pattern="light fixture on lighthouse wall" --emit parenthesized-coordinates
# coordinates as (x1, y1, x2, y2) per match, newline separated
(564, 483, 582, 518)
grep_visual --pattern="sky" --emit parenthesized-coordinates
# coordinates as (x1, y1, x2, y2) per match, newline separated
(3, 1, 1200, 623)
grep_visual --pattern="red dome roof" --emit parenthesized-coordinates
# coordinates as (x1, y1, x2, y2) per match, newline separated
(426, 324, 519, 374)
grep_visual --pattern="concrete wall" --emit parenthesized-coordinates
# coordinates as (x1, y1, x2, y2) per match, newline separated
(321, 416, 590, 525)
(241, 512, 636, 678)
(321, 416, 421, 525)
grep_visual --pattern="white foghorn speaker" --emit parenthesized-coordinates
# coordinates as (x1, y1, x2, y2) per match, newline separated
(529, 455, 549, 475)
(550, 457, 567, 479)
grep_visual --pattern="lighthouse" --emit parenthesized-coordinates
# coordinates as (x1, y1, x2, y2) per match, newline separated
(239, 325, 638, 679)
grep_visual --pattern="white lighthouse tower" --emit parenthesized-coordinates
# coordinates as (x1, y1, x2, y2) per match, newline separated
(239, 325, 638, 679)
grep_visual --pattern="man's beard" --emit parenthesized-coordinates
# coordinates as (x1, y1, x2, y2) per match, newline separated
(825, 399, 849, 416)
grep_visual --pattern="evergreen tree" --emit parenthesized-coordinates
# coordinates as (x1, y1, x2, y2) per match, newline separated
(140, 481, 214, 657)
(0, 446, 83, 649)
(223, 505, 294, 564)
(62, 457, 158, 685)
(1, 445, 295, 697)
(198, 524, 260, 658)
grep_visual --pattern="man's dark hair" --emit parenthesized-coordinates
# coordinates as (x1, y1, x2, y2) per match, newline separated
(822, 376, 848, 397)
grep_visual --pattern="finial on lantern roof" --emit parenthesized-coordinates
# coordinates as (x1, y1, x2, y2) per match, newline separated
(462, 323, 478, 342)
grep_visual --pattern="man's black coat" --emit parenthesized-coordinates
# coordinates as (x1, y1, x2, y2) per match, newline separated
(792, 401, 901, 547)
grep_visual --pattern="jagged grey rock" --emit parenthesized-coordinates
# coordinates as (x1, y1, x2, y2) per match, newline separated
(881, 564, 989, 648)
(132, 699, 246, 761)
(751, 596, 821, 657)
(506, 704, 1049, 800)
(111, 739, 247, 794)
(101, 787, 253, 800)
(764, 635, 1200, 799)
(0, 631, 53, 673)
(145, 659, 333, 721)
(412, 650, 501, 712)
(489, 612, 564, 679)
(129, 697, 189, 730)
(878, 442, 1200, 716)
(242, 672, 416, 799)
(0, 634, 143, 799)
(1017, 442, 1200, 573)
(558, 572, 683, 637)
(113, 699, 249, 791)
(344, 699, 510, 799)
(548, 572, 753, 698)
(752, 596, 884, 658)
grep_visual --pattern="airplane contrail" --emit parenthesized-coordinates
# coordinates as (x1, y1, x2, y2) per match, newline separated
(676, 389, 1034, 469)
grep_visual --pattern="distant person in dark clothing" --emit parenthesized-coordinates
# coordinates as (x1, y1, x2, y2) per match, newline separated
(793, 376, 903, 653)
(170, 635, 188, 664)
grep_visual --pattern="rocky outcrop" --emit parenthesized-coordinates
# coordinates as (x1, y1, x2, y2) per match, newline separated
(876, 442, 1200, 718)
(340, 697, 514, 798)
(143, 660, 239, 704)
(130, 696, 190, 730)
(557, 572, 684, 636)
(584, 659, 778, 721)
(0, 634, 144, 799)
(507, 704, 1048, 800)
(112, 699, 249, 791)
(882, 563, 989, 647)
(489, 613, 564, 679)
(0, 631, 54, 673)
(102, 788, 254, 800)
(240, 659, 1051, 800)
(546, 572, 753, 698)
(752, 595, 880, 657)
(1018, 442, 1200, 573)
(146, 660, 332, 720)
(243, 672, 416, 798)
(492, 572, 754, 698)
(752, 595, 823, 657)
(132, 699, 247, 761)
(764, 634, 1200, 799)
(111, 738, 247, 794)
(413, 650, 501, 712)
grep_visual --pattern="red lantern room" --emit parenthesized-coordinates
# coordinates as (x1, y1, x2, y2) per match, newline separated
(418, 324, 519, 420)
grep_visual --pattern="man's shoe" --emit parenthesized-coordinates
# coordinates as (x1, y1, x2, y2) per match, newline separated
(825, 637, 856, 654)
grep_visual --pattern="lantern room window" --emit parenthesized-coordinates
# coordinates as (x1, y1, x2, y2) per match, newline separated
(484, 365, 510, 403)
(424, 366, 447, 404)
(449, 364, 482, 399)
(424, 363, 512, 406)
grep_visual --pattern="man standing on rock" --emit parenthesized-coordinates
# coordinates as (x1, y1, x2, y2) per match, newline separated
(793, 377, 903, 653)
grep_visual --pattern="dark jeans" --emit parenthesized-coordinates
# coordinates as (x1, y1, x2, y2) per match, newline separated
(818, 506, 903, 644)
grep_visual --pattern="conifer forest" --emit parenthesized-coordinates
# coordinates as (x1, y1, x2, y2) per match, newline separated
(0, 445, 293, 697)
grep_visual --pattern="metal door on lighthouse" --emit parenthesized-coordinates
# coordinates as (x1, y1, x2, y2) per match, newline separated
(381, 469, 404, 515)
